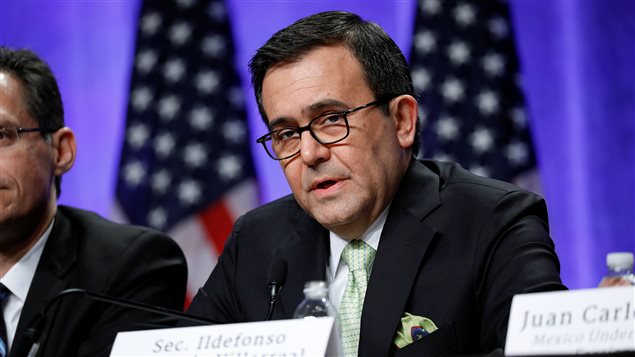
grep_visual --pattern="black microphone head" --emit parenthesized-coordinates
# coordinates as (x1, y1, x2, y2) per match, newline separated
(267, 258, 288, 287)
(265, 258, 288, 320)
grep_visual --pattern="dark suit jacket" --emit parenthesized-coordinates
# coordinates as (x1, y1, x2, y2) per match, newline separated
(10, 205, 187, 357)
(186, 159, 565, 356)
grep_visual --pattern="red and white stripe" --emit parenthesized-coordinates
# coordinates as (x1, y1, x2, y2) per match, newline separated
(112, 179, 259, 306)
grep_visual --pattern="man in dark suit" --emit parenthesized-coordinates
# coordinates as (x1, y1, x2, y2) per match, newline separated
(186, 11, 565, 356)
(0, 47, 187, 356)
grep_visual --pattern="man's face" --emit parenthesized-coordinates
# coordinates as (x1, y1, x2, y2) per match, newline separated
(261, 45, 411, 239)
(0, 72, 57, 237)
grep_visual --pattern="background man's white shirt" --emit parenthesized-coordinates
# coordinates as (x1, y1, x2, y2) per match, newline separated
(1, 219, 53, 349)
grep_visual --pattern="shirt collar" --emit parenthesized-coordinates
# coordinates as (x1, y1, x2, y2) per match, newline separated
(1, 218, 54, 302)
(328, 204, 390, 279)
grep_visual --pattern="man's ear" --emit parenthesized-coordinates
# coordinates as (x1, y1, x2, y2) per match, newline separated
(52, 127, 76, 176)
(391, 95, 418, 150)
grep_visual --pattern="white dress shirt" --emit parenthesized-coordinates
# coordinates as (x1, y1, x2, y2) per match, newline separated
(1, 219, 53, 350)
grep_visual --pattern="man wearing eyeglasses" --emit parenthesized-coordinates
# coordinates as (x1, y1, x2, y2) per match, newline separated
(187, 11, 565, 356)
(0, 47, 187, 356)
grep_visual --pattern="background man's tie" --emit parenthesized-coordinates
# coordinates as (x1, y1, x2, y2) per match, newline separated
(339, 239, 376, 357)
(0, 284, 11, 357)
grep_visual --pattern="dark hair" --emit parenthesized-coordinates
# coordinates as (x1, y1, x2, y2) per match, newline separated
(0, 46, 65, 195)
(249, 10, 420, 154)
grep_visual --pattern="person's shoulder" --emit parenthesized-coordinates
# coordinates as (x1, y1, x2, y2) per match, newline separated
(423, 159, 543, 202)
(240, 193, 300, 220)
(229, 194, 310, 237)
(56, 205, 178, 251)
(58, 205, 164, 235)
(426, 159, 537, 193)
(53, 206, 186, 297)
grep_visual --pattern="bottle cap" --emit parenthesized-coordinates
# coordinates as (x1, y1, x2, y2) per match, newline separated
(303, 280, 328, 296)
(607, 252, 634, 270)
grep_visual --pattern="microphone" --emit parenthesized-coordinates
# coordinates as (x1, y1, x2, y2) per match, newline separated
(264, 258, 288, 321)
(12, 288, 218, 357)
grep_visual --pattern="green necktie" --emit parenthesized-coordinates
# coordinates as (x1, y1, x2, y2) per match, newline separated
(339, 239, 376, 357)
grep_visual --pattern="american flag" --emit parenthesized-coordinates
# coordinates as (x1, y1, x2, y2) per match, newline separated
(410, 0, 540, 190)
(114, 0, 258, 303)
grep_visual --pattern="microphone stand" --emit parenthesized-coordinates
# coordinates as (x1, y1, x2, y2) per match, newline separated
(12, 288, 217, 357)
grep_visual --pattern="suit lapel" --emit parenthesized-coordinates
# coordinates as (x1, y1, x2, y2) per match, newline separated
(274, 206, 329, 319)
(359, 160, 442, 356)
(13, 209, 78, 354)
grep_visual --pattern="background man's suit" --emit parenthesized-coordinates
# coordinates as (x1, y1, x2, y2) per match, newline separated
(187, 159, 565, 356)
(10, 206, 187, 357)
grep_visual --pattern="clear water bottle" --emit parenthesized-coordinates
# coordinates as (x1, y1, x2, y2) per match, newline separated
(294, 281, 341, 356)
(293, 281, 335, 318)
(599, 252, 635, 287)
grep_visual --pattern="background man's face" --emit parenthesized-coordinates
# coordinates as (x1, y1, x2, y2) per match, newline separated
(261, 45, 407, 239)
(0, 72, 56, 243)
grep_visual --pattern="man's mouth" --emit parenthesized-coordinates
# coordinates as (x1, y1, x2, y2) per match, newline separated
(309, 178, 342, 191)
(316, 180, 337, 190)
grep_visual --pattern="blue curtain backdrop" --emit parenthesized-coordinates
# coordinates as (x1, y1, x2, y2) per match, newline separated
(1, 0, 633, 289)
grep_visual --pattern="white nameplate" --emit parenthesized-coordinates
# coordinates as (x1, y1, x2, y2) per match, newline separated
(505, 286, 635, 355)
(110, 317, 334, 356)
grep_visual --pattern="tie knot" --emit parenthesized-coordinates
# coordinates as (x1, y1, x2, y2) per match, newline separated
(341, 239, 376, 272)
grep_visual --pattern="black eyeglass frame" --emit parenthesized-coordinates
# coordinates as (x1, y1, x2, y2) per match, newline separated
(0, 127, 62, 146)
(16, 127, 60, 135)
(256, 98, 392, 160)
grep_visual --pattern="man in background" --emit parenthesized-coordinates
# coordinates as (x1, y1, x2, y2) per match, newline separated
(0, 47, 187, 357)
(186, 11, 566, 356)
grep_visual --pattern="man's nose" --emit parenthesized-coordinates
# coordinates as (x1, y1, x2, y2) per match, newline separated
(299, 132, 330, 166)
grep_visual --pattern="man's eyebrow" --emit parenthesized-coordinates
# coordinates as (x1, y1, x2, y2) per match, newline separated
(268, 116, 296, 130)
(304, 99, 348, 114)
(267, 99, 349, 130)
(0, 116, 19, 127)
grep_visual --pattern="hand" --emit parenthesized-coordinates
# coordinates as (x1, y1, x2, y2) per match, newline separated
(599, 277, 632, 287)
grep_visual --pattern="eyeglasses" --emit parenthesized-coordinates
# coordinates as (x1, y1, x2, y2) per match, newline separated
(0, 127, 60, 148)
(256, 99, 387, 160)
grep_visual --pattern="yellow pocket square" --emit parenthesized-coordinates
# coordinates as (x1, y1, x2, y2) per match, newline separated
(393, 312, 438, 349)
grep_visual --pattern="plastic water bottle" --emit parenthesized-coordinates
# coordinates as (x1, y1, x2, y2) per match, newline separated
(293, 281, 335, 318)
(599, 252, 635, 287)
(293, 281, 341, 356)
